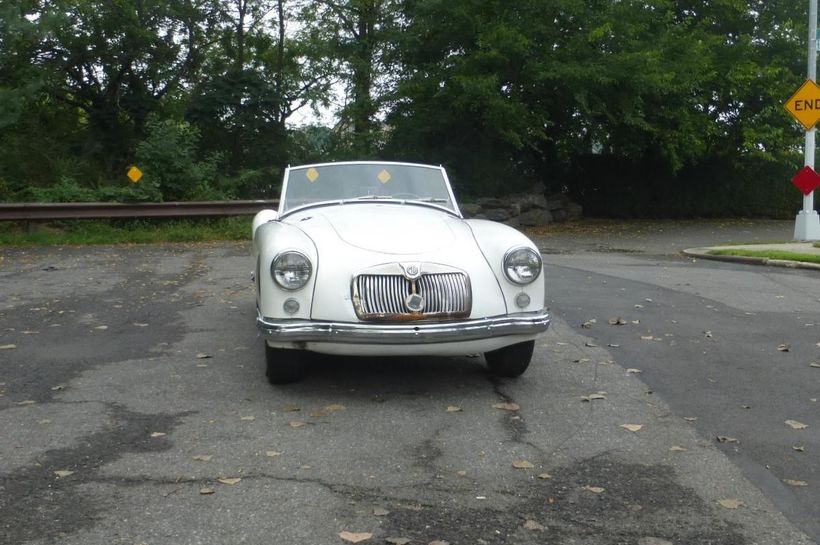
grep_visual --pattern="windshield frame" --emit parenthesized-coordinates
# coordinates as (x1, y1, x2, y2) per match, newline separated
(278, 161, 462, 219)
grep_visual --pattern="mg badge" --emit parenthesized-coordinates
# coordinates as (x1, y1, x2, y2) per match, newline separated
(400, 262, 422, 280)
(405, 293, 425, 313)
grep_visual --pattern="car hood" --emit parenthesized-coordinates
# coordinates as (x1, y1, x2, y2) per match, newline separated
(286, 203, 461, 255)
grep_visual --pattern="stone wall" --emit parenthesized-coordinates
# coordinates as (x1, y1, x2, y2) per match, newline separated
(460, 187, 582, 226)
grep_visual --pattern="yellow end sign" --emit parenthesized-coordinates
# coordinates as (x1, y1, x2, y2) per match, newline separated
(785, 79, 820, 130)
(126, 166, 143, 183)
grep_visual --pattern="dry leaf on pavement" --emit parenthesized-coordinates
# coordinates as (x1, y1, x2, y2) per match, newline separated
(266, 450, 283, 457)
(608, 317, 627, 325)
(54, 470, 74, 478)
(523, 520, 545, 531)
(582, 485, 605, 494)
(783, 479, 808, 487)
(373, 507, 390, 516)
(240, 415, 255, 421)
(385, 539, 411, 545)
(192, 455, 212, 461)
(581, 392, 607, 402)
(620, 424, 643, 432)
(428, 541, 450, 545)
(785, 420, 808, 430)
(716, 436, 739, 444)
(581, 319, 596, 328)
(0, 344, 17, 350)
(492, 402, 520, 411)
(718, 499, 744, 509)
(626, 368, 642, 374)
(325, 404, 346, 412)
(669, 446, 687, 452)
(338, 531, 372, 543)
(446, 405, 462, 412)
(196, 353, 212, 359)
(289, 421, 307, 428)
(537, 473, 552, 479)
(512, 460, 534, 469)
(217, 477, 241, 485)
(150, 432, 166, 438)
(199, 487, 215, 495)
(793, 445, 805, 452)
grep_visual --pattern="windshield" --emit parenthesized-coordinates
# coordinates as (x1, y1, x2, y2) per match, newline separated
(281, 163, 456, 214)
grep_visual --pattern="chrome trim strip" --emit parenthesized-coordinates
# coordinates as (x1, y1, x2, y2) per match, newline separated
(256, 310, 550, 344)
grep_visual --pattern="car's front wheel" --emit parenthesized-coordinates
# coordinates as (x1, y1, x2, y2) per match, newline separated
(484, 340, 534, 378)
(265, 343, 304, 384)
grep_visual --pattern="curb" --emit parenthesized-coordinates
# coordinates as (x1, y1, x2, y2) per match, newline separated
(681, 248, 820, 271)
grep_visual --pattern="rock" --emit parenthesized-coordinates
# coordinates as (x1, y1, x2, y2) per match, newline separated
(518, 194, 549, 211)
(460, 203, 481, 217)
(518, 208, 553, 226)
(484, 208, 512, 221)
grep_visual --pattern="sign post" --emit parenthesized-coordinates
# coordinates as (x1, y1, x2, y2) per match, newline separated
(795, 0, 820, 240)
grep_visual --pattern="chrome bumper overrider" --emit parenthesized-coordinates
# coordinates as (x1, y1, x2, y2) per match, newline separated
(256, 310, 550, 344)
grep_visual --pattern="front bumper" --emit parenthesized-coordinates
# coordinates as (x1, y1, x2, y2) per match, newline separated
(256, 310, 550, 345)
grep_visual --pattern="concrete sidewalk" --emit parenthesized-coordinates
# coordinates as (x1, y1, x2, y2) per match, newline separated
(682, 242, 820, 270)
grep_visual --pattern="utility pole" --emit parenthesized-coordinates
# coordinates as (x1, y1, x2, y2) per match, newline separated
(795, 0, 820, 240)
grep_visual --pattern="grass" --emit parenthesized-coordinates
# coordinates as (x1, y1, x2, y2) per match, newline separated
(0, 217, 252, 246)
(708, 248, 820, 264)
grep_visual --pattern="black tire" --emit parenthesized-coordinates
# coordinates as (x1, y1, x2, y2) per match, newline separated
(265, 343, 304, 384)
(484, 340, 534, 378)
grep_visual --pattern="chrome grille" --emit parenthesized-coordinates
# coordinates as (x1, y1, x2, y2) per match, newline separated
(353, 272, 471, 321)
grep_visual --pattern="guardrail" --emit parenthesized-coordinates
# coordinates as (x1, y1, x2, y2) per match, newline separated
(0, 200, 279, 221)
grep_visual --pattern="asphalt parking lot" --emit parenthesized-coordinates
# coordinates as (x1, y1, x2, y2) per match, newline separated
(1, 219, 817, 545)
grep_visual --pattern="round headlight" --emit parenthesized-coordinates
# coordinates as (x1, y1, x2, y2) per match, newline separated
(271, 251, 312, 290)
(503, 247, 542, 285)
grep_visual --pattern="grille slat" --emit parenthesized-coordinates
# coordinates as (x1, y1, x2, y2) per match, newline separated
(354, 272, 470, 321)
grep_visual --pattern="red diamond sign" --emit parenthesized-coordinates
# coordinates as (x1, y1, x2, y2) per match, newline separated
(792, 166, 820, 195)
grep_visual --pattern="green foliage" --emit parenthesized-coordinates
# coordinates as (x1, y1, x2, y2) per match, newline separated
(0, 217, 251, 246)
(134, 117, 225, 201)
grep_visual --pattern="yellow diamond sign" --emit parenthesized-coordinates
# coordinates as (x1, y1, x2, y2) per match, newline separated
(306, 167, 319, 182)
(785, 79, 820, 130)
(126, 166, 143, 183)
(377, 169, 391, 184)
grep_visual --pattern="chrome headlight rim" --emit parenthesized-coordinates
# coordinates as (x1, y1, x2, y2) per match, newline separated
(502, 246, 542, 285)
(271, 250, 313, 291)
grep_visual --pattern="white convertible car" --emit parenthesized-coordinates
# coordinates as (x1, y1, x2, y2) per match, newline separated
(252, 161, 550, 383)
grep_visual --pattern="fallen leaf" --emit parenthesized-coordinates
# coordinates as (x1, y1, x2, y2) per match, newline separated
(717, 436, 739, 444)
(608, 343, 620, 348)
(385, 538, 411, 545)
(266, 450, 283, 457)
(584, 341, 597, 347)
(523, 519, 545, 531)
(309, 410, 328, 418)
(94, 325, 108, 330)
(512, 460, 534, 469)
(581, 392, 607, 402)
(783, 479, 808, 487)
(537, 473, 552, 479)
(299, 464, 311, 470)
(0, 344, 17, 350)
(428, 541, 450, 545)
(669, 446, 687, 452)
(620, 424, 643, 432)
(608, 317, 627, 325)
(54, 470, 74, 478)
(150, 432, 166, 438)
(192, 455, 212, 462)
(283, 405, 301, 412)
(785, 420, 808, 430)
(581, 319, 596, 329)
(240, 415, 255, 421)
(793, 445, 805, 452)
(683, 417, 697, 422)
(17, 400, 36, 406)
(446, 405, 462, 412)
(50, 384, 65, 391)
(582, 485, 605, 494)
(718, 498, 744, 509)
(626, 368, 642, 374)
(810, 363, 820, 368)
(196, 353, 211, 359)
(777, 344, 790, 352)
(289, 421, 307, 428)
(373, 507, 390, 516)
(217, 477, 241, 485)
(37, 419, 51, 425)
(133, 322, 149, 327)
(200, 487, 215, 495)
(325, 404, 346, 412)
(703, 331, 713, 338)
(640, 336, 654, 341)
(338, 531, 372, 543)
(492, 402, 520, 411)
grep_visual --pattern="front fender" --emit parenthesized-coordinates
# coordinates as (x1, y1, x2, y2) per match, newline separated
(253, 220, 318, 321)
